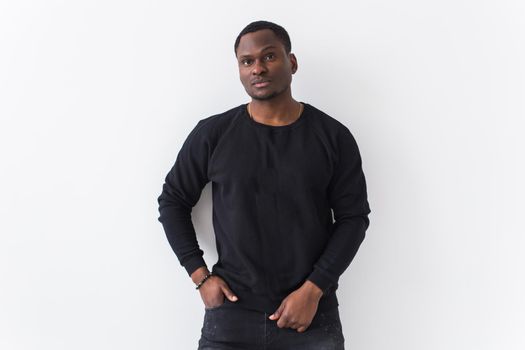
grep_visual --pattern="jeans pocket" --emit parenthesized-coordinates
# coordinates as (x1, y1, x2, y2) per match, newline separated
(204, 298, 229, 311)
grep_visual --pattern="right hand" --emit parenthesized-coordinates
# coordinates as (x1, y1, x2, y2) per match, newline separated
(199, 274, 239, 308)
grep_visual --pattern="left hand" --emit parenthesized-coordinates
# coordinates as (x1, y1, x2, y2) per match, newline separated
(268, 280, 323, 333)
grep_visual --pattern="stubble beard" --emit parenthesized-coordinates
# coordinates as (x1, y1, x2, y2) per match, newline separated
(247, 84, 287, 101)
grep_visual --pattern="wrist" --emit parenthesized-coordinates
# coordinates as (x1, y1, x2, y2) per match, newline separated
(191, 266, 210, 285)
(195, 271, 213, 290)
(303, 279, 324, 300)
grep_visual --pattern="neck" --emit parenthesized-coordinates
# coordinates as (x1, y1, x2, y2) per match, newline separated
(248, 91, 301, 125)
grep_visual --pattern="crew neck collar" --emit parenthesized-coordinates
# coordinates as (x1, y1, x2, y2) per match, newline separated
(242, 102, 309, 131)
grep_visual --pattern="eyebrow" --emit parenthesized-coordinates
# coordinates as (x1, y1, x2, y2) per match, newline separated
(238, 45, 277, 60)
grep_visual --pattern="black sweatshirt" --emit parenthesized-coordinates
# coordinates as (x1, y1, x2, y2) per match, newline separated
(157, 102, 371, 314)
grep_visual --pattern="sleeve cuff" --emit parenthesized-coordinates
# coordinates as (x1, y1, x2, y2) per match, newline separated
(183, 256, 207, 277)
(306, 267, 335, 295)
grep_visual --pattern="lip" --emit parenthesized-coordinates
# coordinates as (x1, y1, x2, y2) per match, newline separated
(252, 80, 271, 88)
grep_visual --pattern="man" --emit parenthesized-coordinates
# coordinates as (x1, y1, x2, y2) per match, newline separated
(157, 20, 371, 349)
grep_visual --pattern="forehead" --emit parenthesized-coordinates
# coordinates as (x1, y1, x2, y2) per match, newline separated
(237, 29, 284, 56)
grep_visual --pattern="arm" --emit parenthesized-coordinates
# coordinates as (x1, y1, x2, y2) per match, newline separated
(306, 126, 371, 295)
(157, 120, 210, 277)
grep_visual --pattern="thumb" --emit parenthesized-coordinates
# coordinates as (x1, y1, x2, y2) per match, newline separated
(221, 286, 238, 302)
(269, 304, 284, 320)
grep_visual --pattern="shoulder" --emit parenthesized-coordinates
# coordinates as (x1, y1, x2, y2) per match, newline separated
(184, 104, 244, 142)
(304, 103, 356, 144)
(191, 104, 245, 138)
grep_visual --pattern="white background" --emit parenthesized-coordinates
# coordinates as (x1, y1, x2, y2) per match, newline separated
(1, 1, 524, 349)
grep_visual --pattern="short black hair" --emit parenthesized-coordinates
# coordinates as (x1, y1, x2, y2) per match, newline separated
(234, 20, 291, 56)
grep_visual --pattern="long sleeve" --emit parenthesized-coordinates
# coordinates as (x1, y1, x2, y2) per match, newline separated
(306, 126, 371, 294)
(157, 120, 210, 277)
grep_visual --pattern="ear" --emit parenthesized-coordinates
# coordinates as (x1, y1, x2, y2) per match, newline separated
(289, 53, 298, 74)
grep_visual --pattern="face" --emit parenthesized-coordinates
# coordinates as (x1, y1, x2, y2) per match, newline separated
(236, 29, 297, 101)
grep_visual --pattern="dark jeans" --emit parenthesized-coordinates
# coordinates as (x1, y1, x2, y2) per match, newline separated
(198, 299, 345, 350)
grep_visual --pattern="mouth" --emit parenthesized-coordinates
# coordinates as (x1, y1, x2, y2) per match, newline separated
(252, 80, 271, 88)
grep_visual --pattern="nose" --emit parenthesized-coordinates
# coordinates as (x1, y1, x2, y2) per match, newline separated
(251, 59, 268, 75)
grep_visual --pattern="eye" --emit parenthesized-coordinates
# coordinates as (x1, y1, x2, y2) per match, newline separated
(264, 53, 275, 60)
(241, 59, 252, 66)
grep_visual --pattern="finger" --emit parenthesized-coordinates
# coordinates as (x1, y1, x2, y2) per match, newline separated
(288, 321, 300, 330)
(220, 285, 238, 301)
(276, 315, 289, 328)
(296, 326, 307, 333)
(269, 304, 284, 320)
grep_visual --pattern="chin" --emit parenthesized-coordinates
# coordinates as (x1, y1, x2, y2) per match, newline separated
(249, 90, 278, 101)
